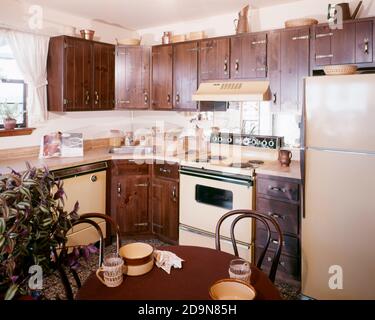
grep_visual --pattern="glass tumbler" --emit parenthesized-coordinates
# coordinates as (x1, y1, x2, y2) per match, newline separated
(228, 259, 251, 283)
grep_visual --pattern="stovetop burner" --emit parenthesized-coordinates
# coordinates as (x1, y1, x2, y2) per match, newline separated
(195, 156, 227, 163)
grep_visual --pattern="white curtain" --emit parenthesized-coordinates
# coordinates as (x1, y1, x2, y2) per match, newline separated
(5, 31, 50, 126)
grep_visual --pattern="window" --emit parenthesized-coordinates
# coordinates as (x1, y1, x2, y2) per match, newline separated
(0, 43, 27, 128)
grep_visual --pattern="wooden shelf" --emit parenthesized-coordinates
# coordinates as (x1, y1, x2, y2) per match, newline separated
(0, 128, 35, 137)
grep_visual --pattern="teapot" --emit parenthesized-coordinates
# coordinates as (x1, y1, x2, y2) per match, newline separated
(234, 5, 250, 34)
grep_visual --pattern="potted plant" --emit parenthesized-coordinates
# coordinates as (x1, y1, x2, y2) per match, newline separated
(0, 102, 20, 130)
(0, 163, 80, 300)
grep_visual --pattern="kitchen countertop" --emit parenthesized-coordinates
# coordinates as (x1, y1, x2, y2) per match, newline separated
(0, 147, 301, 180)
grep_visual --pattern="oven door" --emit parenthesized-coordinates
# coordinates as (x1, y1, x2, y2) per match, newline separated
(179, 167, 254, 258)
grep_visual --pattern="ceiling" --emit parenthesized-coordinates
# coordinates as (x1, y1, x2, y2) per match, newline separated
(28, 0, 302, 30)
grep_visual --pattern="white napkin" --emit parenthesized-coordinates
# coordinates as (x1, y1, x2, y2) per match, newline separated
(153, 250, 184, 274)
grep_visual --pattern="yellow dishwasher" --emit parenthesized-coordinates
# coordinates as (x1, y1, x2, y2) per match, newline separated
(53, 162, 108, 247)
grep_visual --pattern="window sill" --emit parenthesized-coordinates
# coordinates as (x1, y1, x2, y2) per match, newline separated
(0, 128, 35, 137)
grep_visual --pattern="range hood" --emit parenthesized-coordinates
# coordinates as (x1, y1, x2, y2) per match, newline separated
(192, 80, 271, 102)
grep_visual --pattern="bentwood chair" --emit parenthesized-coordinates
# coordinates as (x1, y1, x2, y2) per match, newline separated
(54, 213, 121, 300)
(215, 209, 283, 283)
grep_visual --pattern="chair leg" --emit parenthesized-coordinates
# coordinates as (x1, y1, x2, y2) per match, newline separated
(57, 265, 74, 300)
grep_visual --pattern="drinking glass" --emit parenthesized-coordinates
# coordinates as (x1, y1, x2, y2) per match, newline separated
(228, 259, 251, 283)
(96, 253, 124, 287)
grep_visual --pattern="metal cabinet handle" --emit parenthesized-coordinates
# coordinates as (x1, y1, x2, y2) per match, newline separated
(200, 46, 214, 50)
(251, 40, 267, 45)
(251, 67, 267, 72)
(316, 32, 333, 38)
(159, 167, 171, 174)
(117, 182, 121, 195)
(176, 93, 180, 104)
(94, 91, 99, 104)
(235, 59, 239, 72)
(273, 93, 277, 104)
(135, 183, 149, 187)
(224, 59, 228, 73)
(144, 92, 149, 104)
(268, 185, 286, 193)
(90, 175, 97, 182)
(292, 35, 309, 41)
(85, 91, 90, 105)
(172, 186, 177, 202)
(118, 100, 130, 104)
(167, 94, 171, 103)
(268, 212, 285, 220)
(364, 38, 369, 54)
(316, 54, 333, 59)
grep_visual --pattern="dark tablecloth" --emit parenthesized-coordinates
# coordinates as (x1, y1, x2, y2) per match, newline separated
(76, 245, 281, 300)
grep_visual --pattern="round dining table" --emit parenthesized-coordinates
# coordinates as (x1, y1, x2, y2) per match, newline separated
(76, 245, 281, 300)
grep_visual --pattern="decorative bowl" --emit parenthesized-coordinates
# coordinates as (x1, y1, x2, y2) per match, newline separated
(209, 279, 256, 300)
(119, 242, 154, 276)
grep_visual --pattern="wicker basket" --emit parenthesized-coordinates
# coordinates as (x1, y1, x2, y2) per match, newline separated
(171, 34, 186, 43)
(285, 18, 318, 28)
(323, 65, 358, 75)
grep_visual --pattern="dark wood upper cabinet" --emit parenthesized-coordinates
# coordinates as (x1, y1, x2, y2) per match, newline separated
(356, 20, 373, 63)
(199, 38, 230, 81)
(151, 45, 173, 110)
(173, 41, 199, 111)
(116, 46, 150, 109)
(93, 43, 115, 110)
(268, 27, 310, 112)
(231, 32, 268, 79)
(47, 36, 115, 112)
(312, 19, 375, 69)
(267, 31, 281, 111)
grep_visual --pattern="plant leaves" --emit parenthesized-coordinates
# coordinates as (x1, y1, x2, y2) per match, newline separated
(0, 217, 5, 234)
(4, 283, 19, 300)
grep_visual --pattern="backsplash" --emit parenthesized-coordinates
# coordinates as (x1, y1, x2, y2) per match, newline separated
(0, 104, 301, 150)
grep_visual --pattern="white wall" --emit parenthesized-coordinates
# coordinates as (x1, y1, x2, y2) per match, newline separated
(0, 0, 136, 43)
(138, 0, 375, 44)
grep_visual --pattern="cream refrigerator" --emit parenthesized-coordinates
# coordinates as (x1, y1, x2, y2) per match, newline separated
(302, 74, 375, 300)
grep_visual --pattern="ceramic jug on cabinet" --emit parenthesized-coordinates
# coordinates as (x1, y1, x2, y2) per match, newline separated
(234, 5, 250, 34)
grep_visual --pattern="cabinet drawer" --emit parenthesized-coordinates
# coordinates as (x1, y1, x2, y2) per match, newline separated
(154, 163, 179, 180)
(256, 197, 299, 234)
(256, 247, 300, 280)
(112, 160, 150, 175)
(257, 177, 299, 202)
(256, 228, 299, 257)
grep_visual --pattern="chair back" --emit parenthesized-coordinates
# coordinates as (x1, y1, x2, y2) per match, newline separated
(215, 209, 283, 283)
(55, 213, 121, 299)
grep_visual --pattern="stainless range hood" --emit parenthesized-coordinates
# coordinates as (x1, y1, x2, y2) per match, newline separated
(192, 80, 271, 102)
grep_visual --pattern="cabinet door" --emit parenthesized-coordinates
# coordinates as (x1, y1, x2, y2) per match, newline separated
(173, 42, 199, 111)
(117, 175, 150, 234)
(93, 43, 115, 110)
(231, 33, 267, 79)
(313, 25, 333, 66)
(115, 46, 150, 109)
(280, 27, 310, 112)
(199, 38, 230, 81)
(267, 31, 281, 111)
(331, 22, 356, 65)
(64, 38, 93, 111)
(151, 45, 173, 110)
(152, 178, 179, 242)
(356, 20, 373, 64)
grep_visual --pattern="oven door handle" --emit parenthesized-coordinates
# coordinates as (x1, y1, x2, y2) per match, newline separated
(179, 169, 253, 187)
(179, 224, 251, 248)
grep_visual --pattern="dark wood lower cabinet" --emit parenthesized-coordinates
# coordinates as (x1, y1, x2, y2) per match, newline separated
(109, 160, 179, 243)
(255, 174, 301, 285)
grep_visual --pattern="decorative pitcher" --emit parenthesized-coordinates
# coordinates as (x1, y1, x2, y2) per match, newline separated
(234, 5, 250, 34)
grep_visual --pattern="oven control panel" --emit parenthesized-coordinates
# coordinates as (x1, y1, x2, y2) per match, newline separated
(210, 133, 283, 150)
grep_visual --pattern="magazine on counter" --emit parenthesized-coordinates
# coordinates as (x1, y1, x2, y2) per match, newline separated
(39, 132, 83, 158)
